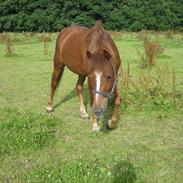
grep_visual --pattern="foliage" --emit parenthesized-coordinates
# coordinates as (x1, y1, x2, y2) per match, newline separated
(0, 32, 14, 55)
(0, 0, 182, 32)
(120, 63, 182, 112)
(137, 34, 164, 68)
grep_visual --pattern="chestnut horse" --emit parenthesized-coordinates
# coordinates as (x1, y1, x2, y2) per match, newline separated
(46, 21, 121, 131)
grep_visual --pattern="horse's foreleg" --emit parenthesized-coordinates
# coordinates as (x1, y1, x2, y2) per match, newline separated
(107, 87, 121, 129)
(76, 75, 89, 119)
(47, 64, 65, 112)
(89, 97, 100, 131)
(92, 112, 100, 131)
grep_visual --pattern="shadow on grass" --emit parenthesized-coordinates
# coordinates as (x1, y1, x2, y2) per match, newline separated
(53, 84, 90, 111)
(112, 160, 136, 183)
(23, 159, 136, 183)
(53, 88, 76, 110)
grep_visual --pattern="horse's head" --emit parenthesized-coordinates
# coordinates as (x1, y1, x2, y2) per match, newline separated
(86, 49, 116, 118)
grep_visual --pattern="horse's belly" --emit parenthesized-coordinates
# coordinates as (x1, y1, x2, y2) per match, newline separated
(66, 62, 86, 75)
(62, 51, 85, 75)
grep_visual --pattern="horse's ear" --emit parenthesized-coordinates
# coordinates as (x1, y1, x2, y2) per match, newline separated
(87, 50, 93, 59)
(103, 50, 111, 60)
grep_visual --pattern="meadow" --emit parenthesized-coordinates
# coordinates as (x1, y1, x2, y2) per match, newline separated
(0, 31, 183, 183)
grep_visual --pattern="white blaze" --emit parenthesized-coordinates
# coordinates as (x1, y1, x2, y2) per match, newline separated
(95, 72, 102, 99)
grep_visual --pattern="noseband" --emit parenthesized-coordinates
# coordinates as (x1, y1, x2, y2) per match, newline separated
(92, 63, 117, 100)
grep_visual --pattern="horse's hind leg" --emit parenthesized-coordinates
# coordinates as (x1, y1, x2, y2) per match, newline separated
(46, 64, 65, 112)
(76, 75, 89, 119)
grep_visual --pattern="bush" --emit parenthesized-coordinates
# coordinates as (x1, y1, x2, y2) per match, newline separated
(137, 34, 164, 68)
(119, 64, 182, 112)
(129, 21, 146, 31)
(0, 0, 182, 32)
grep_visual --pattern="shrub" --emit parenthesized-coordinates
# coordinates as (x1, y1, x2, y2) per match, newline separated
(38, 33, 52, 55)
(119, 64, 181, 111)
(137, 35, 164, 68)
(164, 30, 174, 39)
(129, 20, 146, 31)
(136, 31, 148, 42)
(108, 31, 123, 41)
(1, 33, 14, 55)
(5, 36, 13, 55)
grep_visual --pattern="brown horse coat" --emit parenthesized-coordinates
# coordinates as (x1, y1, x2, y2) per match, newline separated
(47, 21, 121, 131)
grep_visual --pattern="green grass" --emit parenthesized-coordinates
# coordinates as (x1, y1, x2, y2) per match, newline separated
(0, 32, 183, 183)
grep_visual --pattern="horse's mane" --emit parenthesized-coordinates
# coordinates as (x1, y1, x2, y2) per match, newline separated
(87, 21, 107, 53)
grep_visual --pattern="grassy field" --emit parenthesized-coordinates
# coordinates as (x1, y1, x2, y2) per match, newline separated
(0, 32, 183, 183)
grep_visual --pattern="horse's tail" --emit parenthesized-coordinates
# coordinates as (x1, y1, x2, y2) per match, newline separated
(53, 32, 65, 82)
(53, 32, 63, 67)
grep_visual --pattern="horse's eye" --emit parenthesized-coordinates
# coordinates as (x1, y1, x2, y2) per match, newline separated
(107, 76, 112, 80)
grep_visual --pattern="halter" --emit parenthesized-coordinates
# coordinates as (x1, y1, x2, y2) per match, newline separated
(92, 63, 117, 100)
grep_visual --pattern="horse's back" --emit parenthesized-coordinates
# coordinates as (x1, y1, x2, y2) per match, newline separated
(55, 25, 121, 75)
(56, 26, 89, 75)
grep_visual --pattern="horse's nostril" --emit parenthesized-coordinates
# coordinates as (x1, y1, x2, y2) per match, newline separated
(94, 108, 104, 117)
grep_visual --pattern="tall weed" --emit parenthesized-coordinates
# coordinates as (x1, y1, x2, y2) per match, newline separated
(137, 33, 164, 68)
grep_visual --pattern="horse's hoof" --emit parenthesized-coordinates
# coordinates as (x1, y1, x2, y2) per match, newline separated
(81, 112, 89, 120)
(106, 121, 112, 130)
(83, 117, 90, 122)
(46, 106, 53, 113)
(92, 124, 100, 132)
(107, 119, 116, 129)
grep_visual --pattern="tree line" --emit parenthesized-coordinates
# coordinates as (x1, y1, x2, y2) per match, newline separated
(0, 0, 182, 32)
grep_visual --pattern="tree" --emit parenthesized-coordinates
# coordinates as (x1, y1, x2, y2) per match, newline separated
(0, 0, 182, 32)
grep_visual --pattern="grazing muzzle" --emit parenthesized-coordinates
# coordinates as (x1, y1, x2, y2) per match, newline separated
(92, 106, 105, 118)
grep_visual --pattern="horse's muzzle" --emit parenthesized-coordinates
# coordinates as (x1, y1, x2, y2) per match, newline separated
(92, 107, 105, 118)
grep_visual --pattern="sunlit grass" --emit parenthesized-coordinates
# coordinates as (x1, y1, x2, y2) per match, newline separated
(0, 32, 183, 183)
